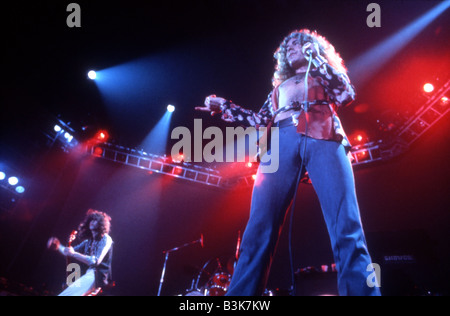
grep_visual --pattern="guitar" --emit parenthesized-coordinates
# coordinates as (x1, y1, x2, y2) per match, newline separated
(67, 230, 78, 248)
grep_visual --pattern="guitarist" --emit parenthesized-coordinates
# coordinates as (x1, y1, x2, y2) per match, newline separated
(48, 209, 113, 296)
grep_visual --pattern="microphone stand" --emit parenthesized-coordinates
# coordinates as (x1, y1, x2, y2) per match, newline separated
(288, 49, 313, 296)
(157, 236, 203, 296)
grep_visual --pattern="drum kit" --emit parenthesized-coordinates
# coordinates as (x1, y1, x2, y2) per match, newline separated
(181, 255, 235, 296)
(183, 262, 274, 296)
(183, 264, 233, 296)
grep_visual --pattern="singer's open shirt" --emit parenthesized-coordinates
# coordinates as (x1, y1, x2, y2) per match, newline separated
(219, 60, 355, 152)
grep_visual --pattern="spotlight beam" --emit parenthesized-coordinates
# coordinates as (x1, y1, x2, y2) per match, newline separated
(349, 1, 450, 87)
(140, 110, 173, 156)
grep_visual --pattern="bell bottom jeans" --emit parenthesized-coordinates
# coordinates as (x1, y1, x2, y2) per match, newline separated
(226, 123, 381, 296)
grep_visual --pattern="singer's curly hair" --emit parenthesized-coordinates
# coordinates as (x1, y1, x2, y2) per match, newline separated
(77, 209, 111, 241)
(273, 29, 348, 87)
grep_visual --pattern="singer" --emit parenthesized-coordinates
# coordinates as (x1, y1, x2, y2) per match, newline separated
(196, 29, 380, 296)
(47, 209, 113, 296)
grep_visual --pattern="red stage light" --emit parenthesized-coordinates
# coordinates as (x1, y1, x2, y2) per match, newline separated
(355, 150, 370, 162)
(93, 147, 104, 156)
(174, 167, 183, 175)
(252, 174, 257, 180)
(95, 130, 109, 142)
(171, 153, 184, 163)
(441, 96, 449, 104)
(423, 83, 434, 93)
(351, 131, 368, 144)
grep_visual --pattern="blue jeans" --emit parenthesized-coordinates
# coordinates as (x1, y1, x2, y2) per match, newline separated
(226, 123, 381, 296)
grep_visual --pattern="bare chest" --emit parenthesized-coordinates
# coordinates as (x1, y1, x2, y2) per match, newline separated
(275, 75, 328, 122)
(278, 75, 325, 109)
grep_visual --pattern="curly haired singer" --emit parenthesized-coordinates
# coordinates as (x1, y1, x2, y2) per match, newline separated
(196, 29, 380, 296)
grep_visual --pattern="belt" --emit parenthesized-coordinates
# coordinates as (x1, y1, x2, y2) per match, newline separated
(275, 117, 295, 128)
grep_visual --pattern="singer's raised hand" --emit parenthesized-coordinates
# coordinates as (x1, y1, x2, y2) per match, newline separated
(195, 94, 227, 113)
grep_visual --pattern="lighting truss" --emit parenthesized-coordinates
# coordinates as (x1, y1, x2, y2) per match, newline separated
(396, 79, 450, 146)
(85, 143, 226, 188)
(43, 117, 79, 152)
(350, 78, 450, 166)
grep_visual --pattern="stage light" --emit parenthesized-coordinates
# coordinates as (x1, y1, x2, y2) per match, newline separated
(15, 186, 25, 194)
(0, 172, 5, 181)
(351, 131, 368, 144)
(93, 147, 104, 156)
(88, 70, 97, 80)
(8, 177, 19, 186)
(252, 174, 257, 180)
(54, 125, 62, 132)
(171, 153, 184, 163)
(95, 130, 109, 142)
(64, 132, 74, 143)
(174, 167, 183, 175)
(441, 96, 448, 104)
(423, 83, 434, 93)
(167, 104, 175, 112)
(246, 162, 253, 168)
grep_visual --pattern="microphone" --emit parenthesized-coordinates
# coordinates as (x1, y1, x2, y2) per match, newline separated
(199, 234, 204, 248)
(216, 258, 223, 271)
(235, 231, 241, 261)
(302, 43, 314, 58)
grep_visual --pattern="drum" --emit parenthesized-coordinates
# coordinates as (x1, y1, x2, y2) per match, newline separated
(184, 290, 204, 296)
(205, 273, 231, 296)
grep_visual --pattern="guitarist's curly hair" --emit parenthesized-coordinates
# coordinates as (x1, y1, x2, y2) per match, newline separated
(77, 209, 111, 241)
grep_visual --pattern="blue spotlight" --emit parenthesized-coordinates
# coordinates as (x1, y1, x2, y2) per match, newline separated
(88, 70, 97, 80)
(140, 111, 173, 156)
(15, 186, 25, 194)
(8, 177, 19, 186)
(167, 104, 175, 113)
(0, 172, 5, 181)
(349, 1, 450, 86)
(90, 56, 176, 124)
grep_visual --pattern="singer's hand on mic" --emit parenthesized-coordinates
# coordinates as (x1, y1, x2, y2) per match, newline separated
(302, 42, 321, 61)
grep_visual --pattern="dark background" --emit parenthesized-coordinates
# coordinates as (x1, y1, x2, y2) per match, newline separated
(0, 0, 449, 296)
